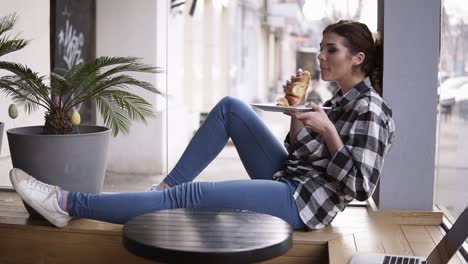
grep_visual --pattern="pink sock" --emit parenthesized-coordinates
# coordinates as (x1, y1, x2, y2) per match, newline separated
(58, 189, 67, 211)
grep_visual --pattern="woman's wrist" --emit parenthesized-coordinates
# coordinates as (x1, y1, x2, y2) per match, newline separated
(321, 121, 343, 156)
(321, 120, 335, 135)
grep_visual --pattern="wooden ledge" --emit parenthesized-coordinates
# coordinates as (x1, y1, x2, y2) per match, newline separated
(0, 192, 455, 264)
(366, 198, 443, 226)
(1, 192, 332, 263)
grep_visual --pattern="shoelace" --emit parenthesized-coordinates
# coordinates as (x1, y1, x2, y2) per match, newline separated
(45, 186, 60, 201)
(26, 177, 59, 201)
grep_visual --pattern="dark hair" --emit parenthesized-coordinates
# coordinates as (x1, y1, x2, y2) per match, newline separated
(323, 20, 383, 96)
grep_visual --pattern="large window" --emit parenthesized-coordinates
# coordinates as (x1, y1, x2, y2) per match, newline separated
(435, 0, 468, 222)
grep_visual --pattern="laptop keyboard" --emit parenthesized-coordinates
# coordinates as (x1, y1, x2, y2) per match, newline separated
(382, 256, 427, 264)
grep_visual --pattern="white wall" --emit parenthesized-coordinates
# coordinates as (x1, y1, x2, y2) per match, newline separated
(228, 1, 269, 102)
(379, 0, 440, 210)
(167, 0, 233, 171)
(96, 0, 167, 175)
(0, 0, 50, 187)
(201, 0, 229, 111)
(166, 1, 196, 171)
(183, 0, 205, 116)
(280, 25, 298, 89)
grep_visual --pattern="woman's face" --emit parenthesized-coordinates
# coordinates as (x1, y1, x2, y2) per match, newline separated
(318, 32, 359, 82)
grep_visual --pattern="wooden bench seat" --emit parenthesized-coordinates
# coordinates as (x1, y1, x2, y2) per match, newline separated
(0, 191, 463, 264)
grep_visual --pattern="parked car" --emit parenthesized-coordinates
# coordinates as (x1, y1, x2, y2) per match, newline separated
(450, 82, 468, 119)
(438, 76, 468, 115)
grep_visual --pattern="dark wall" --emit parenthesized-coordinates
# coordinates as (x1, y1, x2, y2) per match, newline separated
(50, 0, 96, 125)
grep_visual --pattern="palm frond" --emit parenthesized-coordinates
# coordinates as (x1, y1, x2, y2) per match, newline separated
(50, 71, 74, 100)
(67, 75, 163, 110)
(70, 56, 165, 77)
(0, 61, 52, 106)
(95, 89, 156, 136)
(0, 77, 49, 112)
(0, 38, 29, 57)
(12, 90, 41, 114)
(0, 13, 17, 36)
(103, 89, 155, 122)
(63, 57, 164, 108)
(0, 14, 28, 57)
(82, 62, 163, 89)
(65, 57, 142, 88)
(53, 67, 69, 76)
(95, 95, 132, 137)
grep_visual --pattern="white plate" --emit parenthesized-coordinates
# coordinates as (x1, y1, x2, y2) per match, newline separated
(250, 103, 331, 113)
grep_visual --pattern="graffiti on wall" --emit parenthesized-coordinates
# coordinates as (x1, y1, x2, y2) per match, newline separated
(58, 15, 85, 69)
(52, 0, 95, 123)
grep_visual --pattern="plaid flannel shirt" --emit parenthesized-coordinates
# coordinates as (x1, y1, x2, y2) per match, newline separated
(273, 78, 395, 230)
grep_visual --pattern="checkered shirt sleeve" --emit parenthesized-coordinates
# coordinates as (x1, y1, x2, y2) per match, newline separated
(326, 105, 394, 201)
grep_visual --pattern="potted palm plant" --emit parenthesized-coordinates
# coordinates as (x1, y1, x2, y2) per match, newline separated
(0, 14, 164, 194)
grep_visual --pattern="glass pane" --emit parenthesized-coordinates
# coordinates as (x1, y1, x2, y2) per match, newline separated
(435, 0, 468, 222)
(166, 0, 377, 189)
(99, 0, 168, 192)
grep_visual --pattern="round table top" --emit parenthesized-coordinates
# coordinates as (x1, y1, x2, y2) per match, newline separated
(123, 208, 293, 264)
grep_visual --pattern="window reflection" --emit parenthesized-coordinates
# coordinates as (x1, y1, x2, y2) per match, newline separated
(435, 0, 468, 222)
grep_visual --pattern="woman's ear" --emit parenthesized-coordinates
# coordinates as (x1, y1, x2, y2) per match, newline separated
(353, 52, 365, 66)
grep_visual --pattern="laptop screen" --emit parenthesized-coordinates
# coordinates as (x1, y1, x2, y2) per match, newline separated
(427, 205, 468, 263)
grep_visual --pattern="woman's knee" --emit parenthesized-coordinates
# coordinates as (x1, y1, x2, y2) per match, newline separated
(218, 96, 245, 109)
(217, 96, 250, 115)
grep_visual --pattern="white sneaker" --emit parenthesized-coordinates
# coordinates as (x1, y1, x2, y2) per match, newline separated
(9, 168, 71, 228)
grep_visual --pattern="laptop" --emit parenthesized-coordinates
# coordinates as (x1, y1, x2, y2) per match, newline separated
(349, 205, 468, 264)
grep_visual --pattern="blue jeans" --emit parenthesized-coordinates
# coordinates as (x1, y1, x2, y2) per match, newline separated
(67, 97, 307, 230)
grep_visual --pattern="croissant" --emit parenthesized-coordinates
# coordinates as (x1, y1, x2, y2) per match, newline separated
(276, 71, 311, 106)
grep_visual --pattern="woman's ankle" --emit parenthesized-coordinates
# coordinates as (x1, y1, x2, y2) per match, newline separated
(58, 189, 69, 212)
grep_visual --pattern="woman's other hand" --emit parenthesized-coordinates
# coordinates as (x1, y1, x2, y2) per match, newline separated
(282, 68, 304, 93)
(287, 102, 334, 135)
